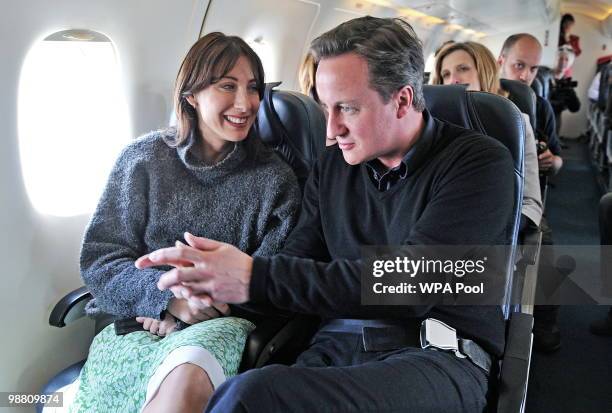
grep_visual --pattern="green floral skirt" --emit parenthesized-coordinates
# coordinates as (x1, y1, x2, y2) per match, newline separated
(70, 317, 255, 413)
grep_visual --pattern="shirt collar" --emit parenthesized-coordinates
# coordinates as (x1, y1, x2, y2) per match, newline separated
(365, 109, 437, 180)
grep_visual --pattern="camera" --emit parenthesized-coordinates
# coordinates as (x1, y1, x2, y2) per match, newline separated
(555, 77, 578, 89)
(536, 141, 548, 155)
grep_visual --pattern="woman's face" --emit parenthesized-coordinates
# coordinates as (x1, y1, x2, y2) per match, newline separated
(440, 50, 481, 91)
(188, 55, 261, 151)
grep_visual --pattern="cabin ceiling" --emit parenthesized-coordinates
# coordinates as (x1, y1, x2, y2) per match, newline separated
(562, 0, 612, 21)
(358, 0, 612, 36)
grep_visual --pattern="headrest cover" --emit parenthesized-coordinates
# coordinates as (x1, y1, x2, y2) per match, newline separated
(256, 83, 326, 189)
(598, 64, 611, 111)
(500, 78, 537, 133)
(531, 78, 544, 98)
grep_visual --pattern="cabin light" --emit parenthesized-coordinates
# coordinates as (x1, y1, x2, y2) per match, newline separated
(475, 32, 487, 38)
(365, 0, 394, 8)
(445, 24, 464, 32)
(398, 8, 429, 19)
(422, 15, 445, 25)
(463, 28, 476, 35)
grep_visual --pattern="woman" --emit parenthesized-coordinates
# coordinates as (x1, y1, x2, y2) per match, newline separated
(72, 32, 300, 412)
(432, 41, 542, 230)
(298, 51, 338, 148)
(559, 14, 581, 56)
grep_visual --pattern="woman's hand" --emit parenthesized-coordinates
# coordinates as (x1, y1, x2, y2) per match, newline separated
(167, 297, 230, 325)
(136, 312, 177, 337)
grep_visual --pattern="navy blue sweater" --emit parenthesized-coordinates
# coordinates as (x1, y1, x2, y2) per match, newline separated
(250, 112, 515, 357)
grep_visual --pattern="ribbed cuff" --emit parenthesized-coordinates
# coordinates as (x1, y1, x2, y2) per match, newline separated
(250, 256, 270, 303)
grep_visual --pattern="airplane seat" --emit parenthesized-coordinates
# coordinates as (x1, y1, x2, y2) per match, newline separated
(423, 84, 532, 413)
(38, 84, 326, 412)
(42, 85, 531, 413)
(599, 193, 612, 295)
(598, 63, 610, 112)
(535, 66, 553, 101)
(501, 78, 537, 133)
(531, 78, 544, 99)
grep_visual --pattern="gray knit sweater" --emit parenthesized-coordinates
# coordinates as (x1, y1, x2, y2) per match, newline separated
(81, 129, 300, 319)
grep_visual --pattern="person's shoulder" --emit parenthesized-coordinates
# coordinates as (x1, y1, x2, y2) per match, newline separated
(247, 138, 299, 189)
(119, 128, 176, 164)
(437, 118, 510, 157)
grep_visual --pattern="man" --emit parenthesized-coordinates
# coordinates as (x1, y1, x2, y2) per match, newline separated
(498, 33, 563, 175)
(550, 45, 581, 134)
(140, 17, 515, 411)
(499, 33, 564, 352)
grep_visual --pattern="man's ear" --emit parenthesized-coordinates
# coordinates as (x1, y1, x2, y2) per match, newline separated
(396, 85, 414, 119)
(497, 55, 504, 68)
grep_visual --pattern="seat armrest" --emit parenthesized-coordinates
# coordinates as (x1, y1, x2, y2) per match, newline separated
(49, 286, 92, 327)
(496, 312, 534, 413)
(239, 314, 319, 372)
(518, 228, 543, 266)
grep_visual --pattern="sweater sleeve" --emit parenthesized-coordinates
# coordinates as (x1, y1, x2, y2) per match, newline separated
(249, 139, 515, 318)
(80, 144, 173, 319)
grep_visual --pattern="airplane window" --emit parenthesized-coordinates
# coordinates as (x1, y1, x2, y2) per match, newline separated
(18, 29, 131, 217)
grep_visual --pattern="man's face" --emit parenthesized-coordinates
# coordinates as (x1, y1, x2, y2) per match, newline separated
(556, 53, 571, 73)
(316, 53, 399, 165)
(499, 37, 542, 86)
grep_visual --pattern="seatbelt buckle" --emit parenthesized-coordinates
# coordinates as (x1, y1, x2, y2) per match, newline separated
(420, 318, 466, 359)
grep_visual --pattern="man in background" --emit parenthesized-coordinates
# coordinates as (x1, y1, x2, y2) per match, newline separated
(499, 33, 564, 352)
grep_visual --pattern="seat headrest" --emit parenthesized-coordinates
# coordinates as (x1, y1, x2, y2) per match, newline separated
(256, 83, 326, 189)
(531, 78, 544, 99)
(423, 84, 524, 317)
(500, 78, 537, 133)
(598, 64, 611, 111)
(535, 66, 553, 100)
(422, 84, 473, 129)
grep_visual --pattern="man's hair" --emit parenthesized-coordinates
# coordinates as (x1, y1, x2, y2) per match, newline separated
(500, 33, 542, 57)
(310, 16, 425, 112)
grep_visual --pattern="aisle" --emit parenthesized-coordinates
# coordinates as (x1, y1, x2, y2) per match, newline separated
(525, 140, 612, 412)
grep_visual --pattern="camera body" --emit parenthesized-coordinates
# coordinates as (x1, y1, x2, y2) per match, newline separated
(536, 141, 548, 155)
(555, 77, 578, 90)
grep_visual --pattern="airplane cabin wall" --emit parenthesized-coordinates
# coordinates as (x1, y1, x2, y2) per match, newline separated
(1, 1, 207, 408)
(479, 18, 561, 68)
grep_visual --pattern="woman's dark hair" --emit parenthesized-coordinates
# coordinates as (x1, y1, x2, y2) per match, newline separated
(560, 14, 575, 33)
(172, 32, 265, 145)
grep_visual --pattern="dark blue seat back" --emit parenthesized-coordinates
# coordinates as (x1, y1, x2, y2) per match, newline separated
(423, 84, 525, 317)
(531, 78, 544, 99)
(501, 78, 537, 133)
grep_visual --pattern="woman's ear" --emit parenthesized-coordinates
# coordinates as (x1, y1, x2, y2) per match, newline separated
(185, 94, 197, 108)
(396, 85, 414, 118)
